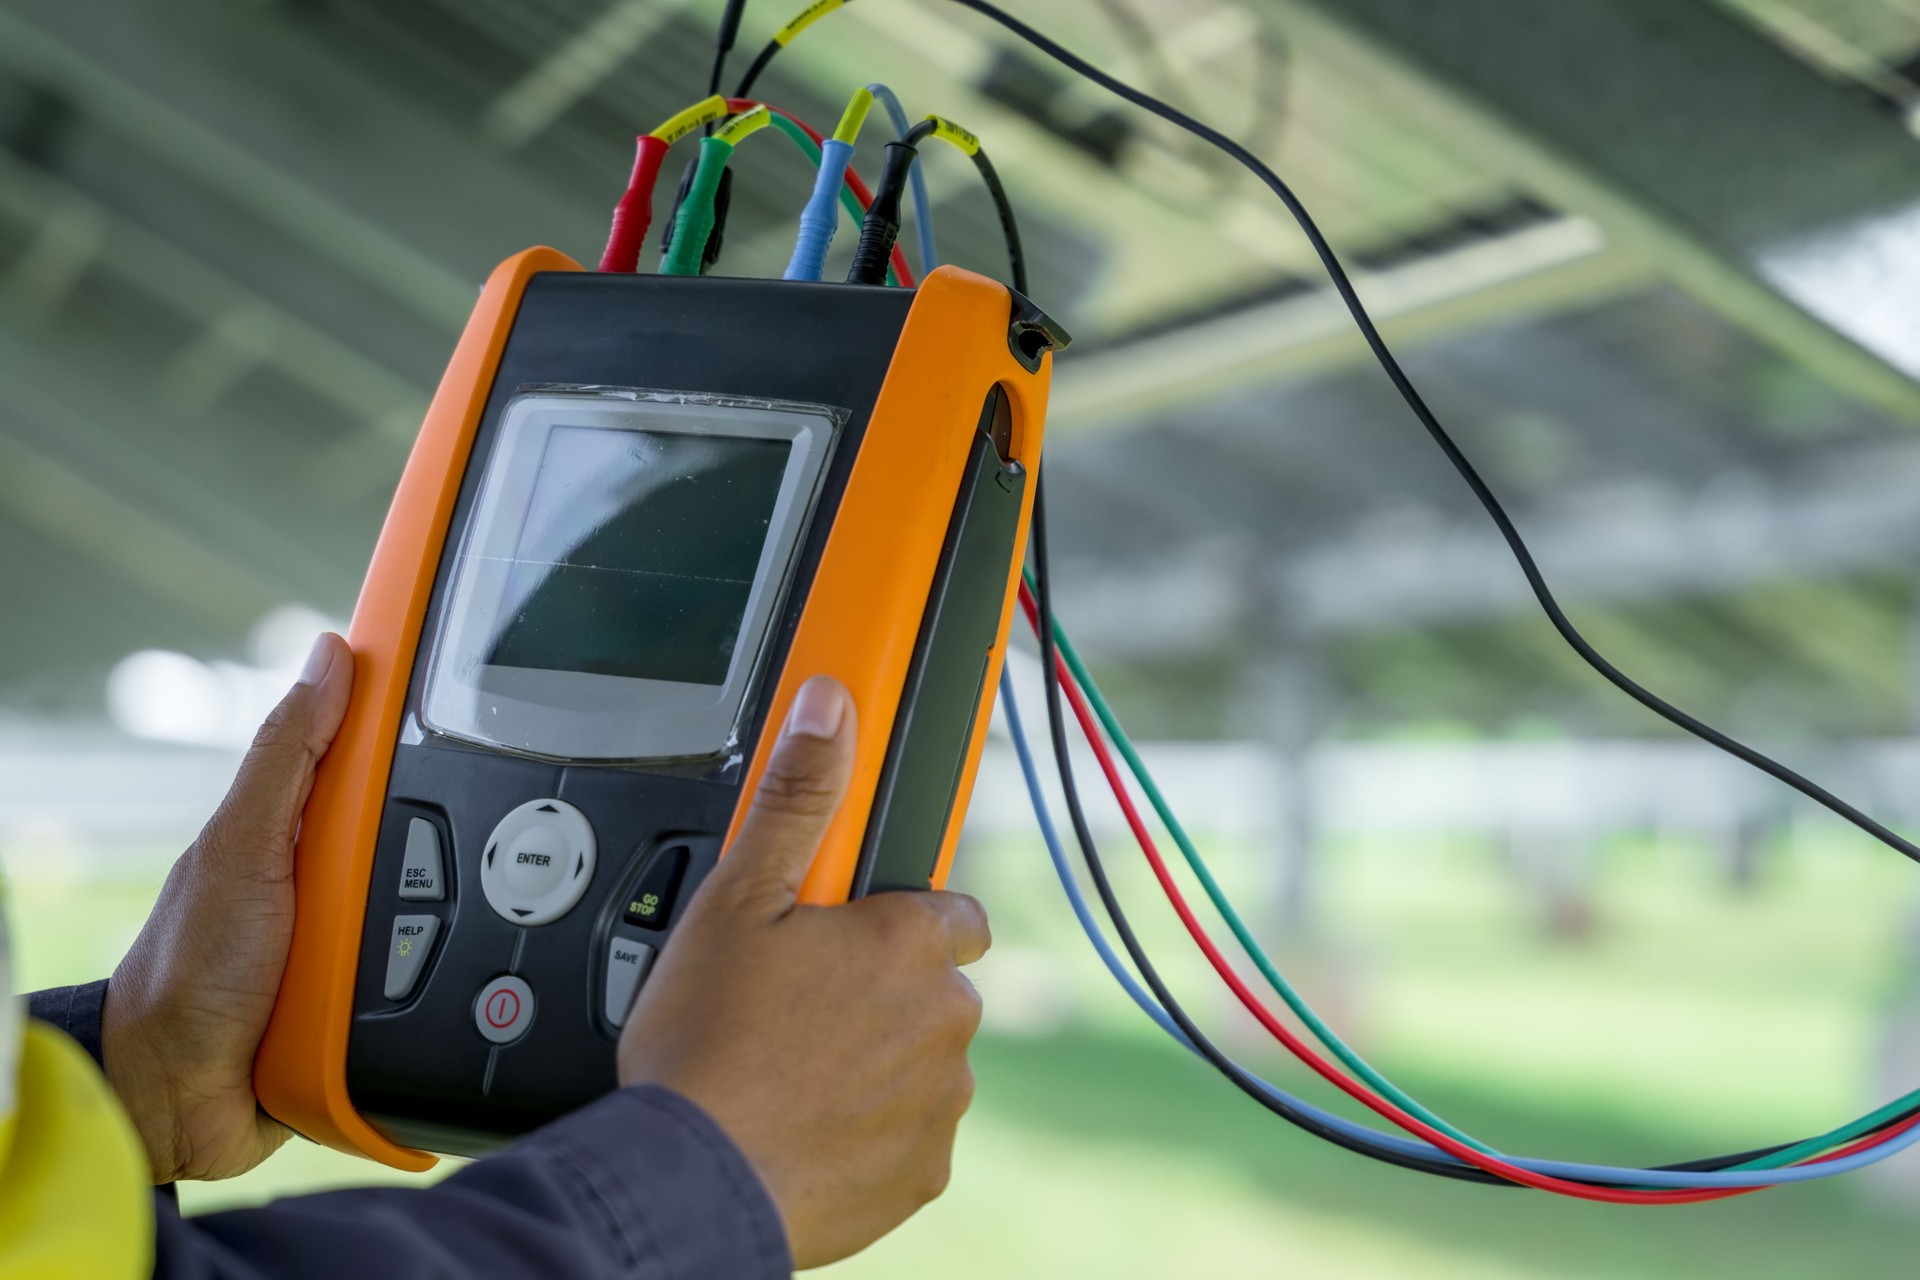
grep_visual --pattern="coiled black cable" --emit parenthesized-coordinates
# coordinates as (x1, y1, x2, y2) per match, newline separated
(718, 0, 1920, 1185)
(942, 14, 1920, 1182)
(943, 0, 1920, 866)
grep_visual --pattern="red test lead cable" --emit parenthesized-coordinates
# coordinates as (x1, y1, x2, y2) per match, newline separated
(727, 97, 916, 286)
(601, 95, 723, 272)
(1012, 581, 1863, 1204)
(591, 99, 913, 282)
(600, 100, 915, 283)
(599, 134, 671, 272)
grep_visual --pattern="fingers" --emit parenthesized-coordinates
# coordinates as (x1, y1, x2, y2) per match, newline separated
(717, 677, 857, 907)
(197, 633, 353, 872)
(921, 892, 991, 966)
(290, 632, 354, 747)
(858, 891, 992, 967)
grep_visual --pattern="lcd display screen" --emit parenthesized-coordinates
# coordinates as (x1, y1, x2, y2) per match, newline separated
(483, 425, 793, 686)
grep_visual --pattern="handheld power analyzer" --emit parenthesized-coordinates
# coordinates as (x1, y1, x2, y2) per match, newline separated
(215, 0, 1920, 1206)
(254, 247, 1066, 1169)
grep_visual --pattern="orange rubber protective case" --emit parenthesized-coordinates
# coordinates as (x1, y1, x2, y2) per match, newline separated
(255, 248, 1053, 1168)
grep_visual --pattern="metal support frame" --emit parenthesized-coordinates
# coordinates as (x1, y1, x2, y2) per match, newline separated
(1050, 214, 1648, 432)
(1054, 430, 1920, 657)
(1277, 0, 1920, 417)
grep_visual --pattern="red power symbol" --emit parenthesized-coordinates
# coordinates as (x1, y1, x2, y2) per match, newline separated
(486, 989, 520, 1028)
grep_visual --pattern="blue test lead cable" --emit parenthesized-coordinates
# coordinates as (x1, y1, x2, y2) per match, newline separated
(996, 664, 1920, 1188)
(999, 664, 1186, 1047)
(784, 88, 874, 280)
(865, 83, 938, 276)
(730, 0, 1920, 1196)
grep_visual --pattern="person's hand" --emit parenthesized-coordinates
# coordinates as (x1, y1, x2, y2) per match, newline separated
(618, 676, 990, 1269)
(103, 633, 353, 1183)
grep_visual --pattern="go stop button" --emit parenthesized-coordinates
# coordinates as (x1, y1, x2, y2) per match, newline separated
(474, 974, 534, 1045)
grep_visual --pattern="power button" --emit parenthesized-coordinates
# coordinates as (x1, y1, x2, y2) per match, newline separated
(474, 975, 534, 1045)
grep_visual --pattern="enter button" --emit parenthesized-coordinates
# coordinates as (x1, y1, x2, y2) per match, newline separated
(503, 825, 568, 898)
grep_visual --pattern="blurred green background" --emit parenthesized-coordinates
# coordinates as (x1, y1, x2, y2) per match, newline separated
(10, 0, 1920, 1275)
(14, 820, 1920, 1275)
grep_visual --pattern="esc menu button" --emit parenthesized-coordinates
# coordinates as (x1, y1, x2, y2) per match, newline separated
(474, 975, 535, 1045)
(398, 818, 445, 901)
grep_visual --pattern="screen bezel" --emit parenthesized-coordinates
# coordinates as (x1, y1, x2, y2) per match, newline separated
(419, 389, 839, 763)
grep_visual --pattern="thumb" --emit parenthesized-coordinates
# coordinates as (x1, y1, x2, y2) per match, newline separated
(196, 632, 354, 876)
(715, 676, 856, 908)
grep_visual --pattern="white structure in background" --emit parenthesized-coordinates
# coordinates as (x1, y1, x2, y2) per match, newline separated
(974, 648, 1920, 849)
(0, 604, 342, 880)
(9, 629, 1920, 1189)
(8, 629, 1909, 879)
(105, 604, 342, 750)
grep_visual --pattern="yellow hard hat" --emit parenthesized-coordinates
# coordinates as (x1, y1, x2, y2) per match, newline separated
(0, 869, 153, 1279)
(0, 883, 15, 1165)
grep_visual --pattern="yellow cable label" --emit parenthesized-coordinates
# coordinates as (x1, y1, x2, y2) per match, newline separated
(717, 104, 772, 146)
(650, 94, 729, 144)
(774, 0, 848, 47)
(925, 115, 981, 156)
(832, 87, 875, 145)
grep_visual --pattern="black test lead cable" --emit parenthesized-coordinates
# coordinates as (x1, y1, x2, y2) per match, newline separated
(729, 1, 1497, 1175)
(949, 34, 1920, 1183)
(943, 0, 1920, 868)
(709, 0, 750, 98)
(733, 0, 1920, 869)
(734, 19, 781, 99)
(726, 0, 1920, 1182)
(663, 0, 750, 266)
(822, 53, 1506, 1178)
(846, 117, 1025, 294)
(848, 120, 939, 285)
(1033, 471, 1920, 1185)
(1029, 478, 1507, 1185)
(969, 145, 1026, 296)
(979, 123, 1497, 1183)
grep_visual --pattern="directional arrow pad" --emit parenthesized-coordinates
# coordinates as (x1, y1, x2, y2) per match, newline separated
(479, 798, 597, 927)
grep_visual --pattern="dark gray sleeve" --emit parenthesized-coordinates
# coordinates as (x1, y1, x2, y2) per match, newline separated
(152, 1084, 792, 1280)
(28, 980, 182, 1205)
(26, 980, 110, 1068)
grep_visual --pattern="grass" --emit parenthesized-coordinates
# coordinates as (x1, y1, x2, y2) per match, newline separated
(11, 821, 1920, 1278)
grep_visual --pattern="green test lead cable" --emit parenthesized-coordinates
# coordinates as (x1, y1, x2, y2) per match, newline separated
(729, 0, 1920, 1192)
(717, 104, 774, 147)
(659, 138, 732, 275)
(737, 0, 1920, 865)
(660, 107, 769, 275)
(1012, 581, 1920, 1188)
(1022, 565, 1920, 1174)
(1020, 568, 1492, 1153)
